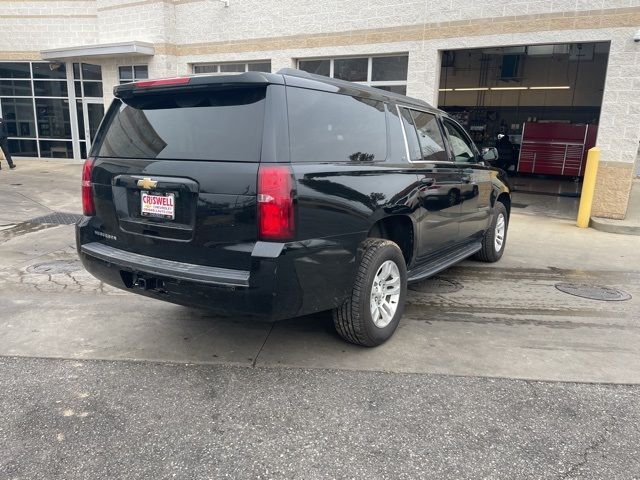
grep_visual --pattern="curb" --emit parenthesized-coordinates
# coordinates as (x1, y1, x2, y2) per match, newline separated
(590, 217, 640, 236)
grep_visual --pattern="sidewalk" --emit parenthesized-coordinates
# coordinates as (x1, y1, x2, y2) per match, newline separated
(0, 159, 82, 227)
(591, 179, 640, 235)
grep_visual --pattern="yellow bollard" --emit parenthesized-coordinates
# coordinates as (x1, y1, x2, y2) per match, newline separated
(576, 147, 600, 228)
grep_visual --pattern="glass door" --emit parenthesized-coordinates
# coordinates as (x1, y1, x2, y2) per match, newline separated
(77, 99, 104, 158)
(71, 62, 104, 159)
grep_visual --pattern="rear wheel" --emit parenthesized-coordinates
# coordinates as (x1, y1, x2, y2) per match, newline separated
(474, 201, 508, 263)
(333, 239, 407, 347)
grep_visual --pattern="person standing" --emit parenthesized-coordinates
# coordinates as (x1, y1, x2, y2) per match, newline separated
(0, 116, 16, 170)
(495, 133, 514, 172)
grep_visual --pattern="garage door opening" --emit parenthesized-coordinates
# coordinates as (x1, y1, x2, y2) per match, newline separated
(438, 42, 610, 219)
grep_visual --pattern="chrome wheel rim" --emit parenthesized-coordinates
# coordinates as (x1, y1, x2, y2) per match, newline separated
(494, 213, 506, 252)
(370, 260, 401, 328)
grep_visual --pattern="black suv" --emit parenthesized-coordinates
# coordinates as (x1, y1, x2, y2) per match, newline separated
(77, 69, 510, 346)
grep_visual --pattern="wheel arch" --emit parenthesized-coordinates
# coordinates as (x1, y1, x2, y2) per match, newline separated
(366, 215, 415, 267)
(496, 191, 511, 218)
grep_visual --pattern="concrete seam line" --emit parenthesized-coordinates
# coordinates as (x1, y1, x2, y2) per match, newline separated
(2, 354, 640, 386)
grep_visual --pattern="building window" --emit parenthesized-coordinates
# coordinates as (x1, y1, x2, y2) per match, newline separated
(0, 62, 75, 158)
(73, 62, 104, 98)
(298, 55, 408, 95)
(192, 61, 271, 75)
(118, 65, 149, 84)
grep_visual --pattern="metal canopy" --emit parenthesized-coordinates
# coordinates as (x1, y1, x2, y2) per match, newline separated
(40, 41, 155, 60)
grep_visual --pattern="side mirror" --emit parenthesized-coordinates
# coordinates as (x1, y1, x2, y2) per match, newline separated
(481, 147, 498, 162)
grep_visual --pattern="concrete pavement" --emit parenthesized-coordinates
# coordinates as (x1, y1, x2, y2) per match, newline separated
(3, 355, 640, 480)
(0, 160, 638, 383)
(2, 160, 640, 479)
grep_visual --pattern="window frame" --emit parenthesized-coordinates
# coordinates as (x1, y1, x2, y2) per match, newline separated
(396, 104, 452, 164)
(297, 54, 408, 94)
(191, 60, 272, 75)
(441, 116, 481, 164)
(117, 64, 149, 85)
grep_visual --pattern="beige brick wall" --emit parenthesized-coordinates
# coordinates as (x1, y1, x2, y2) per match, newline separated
(96, 0, 176, 44)
(0, 1, 97, 52)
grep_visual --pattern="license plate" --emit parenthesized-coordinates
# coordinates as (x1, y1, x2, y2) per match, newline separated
(141, 191, 175, 219)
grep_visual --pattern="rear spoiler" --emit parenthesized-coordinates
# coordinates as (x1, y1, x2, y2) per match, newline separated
(114, 71, 285, 99)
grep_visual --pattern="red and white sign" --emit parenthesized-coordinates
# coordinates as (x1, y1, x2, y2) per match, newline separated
(141, 192, 175, 219)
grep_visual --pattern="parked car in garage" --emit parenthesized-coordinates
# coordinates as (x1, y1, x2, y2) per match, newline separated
(76, 69, 511, 346)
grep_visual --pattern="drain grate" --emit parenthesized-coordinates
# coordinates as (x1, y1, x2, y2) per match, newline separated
(410, 276, 463, 294)
(27, 259, 82, 275)
(555, 283, 631, 302)
(29, 212, 82, 225)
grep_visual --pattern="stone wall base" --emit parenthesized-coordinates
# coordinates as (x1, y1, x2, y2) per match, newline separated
(592, 161, 635, 219)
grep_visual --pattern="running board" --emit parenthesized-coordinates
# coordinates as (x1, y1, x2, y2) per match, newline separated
(407, 242, 482, 284)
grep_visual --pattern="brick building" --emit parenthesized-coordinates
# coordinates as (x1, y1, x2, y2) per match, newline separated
(0, 1, 639, 218)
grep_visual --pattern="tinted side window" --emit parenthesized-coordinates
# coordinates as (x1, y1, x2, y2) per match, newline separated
(410, 110, 448, 161)
(287, 87, 387, 163)
(443, 119, 476, 163)
(94, 88, 266, 161)
(399, 107, 422, 162)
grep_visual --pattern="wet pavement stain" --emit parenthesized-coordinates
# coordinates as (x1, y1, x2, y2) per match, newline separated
(26, 259, 82, 275)
(0, 221, 58, 243)
(409, 276, 463, 294)
(441, 266, 640, 284)
(403, 312, 637, 330)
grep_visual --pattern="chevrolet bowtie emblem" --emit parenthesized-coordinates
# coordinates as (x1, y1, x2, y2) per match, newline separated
(137, 177, 158, 189)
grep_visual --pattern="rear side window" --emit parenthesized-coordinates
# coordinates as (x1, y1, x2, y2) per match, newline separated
(93, 87, 266, 161)
(443, 118, 477, 163)
(399, 107, 448, 162)
(287, 87, 387, 163)
(410, 110, 447, 161)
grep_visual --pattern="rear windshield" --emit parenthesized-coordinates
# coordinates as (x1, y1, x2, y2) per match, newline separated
(93, 87, 266, 161)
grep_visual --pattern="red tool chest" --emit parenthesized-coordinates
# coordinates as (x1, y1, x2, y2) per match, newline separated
(517, 122, 598, 177)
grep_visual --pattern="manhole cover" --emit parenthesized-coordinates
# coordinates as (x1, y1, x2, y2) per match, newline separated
(409, 276, 463, 294)
(555, 283, 631, 301)
(28, 212, 83, 225)
(27, 259, 81, 275)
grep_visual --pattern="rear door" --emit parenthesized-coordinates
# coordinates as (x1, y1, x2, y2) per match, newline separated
(88, 82, 283, 271)
(398, 106, 462, 261)
(441, 117, 492, 242)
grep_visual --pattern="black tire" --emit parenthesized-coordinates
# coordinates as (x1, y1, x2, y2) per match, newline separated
(333, 239, 407, 347)
(474, 201, 508, 263)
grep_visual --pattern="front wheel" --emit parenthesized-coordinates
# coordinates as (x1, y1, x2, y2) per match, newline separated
(333, 239, 407, 347)
(474, 201, 508, 263)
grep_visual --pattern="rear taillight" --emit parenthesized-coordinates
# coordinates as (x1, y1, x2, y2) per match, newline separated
(134, 77, 190, 88)
(257, 165, 295, 241)
(81, 158, 95, 216)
